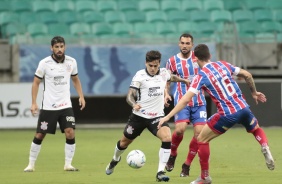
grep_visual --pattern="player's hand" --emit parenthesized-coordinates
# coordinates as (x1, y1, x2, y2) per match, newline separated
(30, 103, 38, 116)
(133, 104, 141, 111)
(164, 94, 172, 107)
(157, 116, 169, 129)
(252, 92, 266, 104)
(79, 97, 86, 110)
(184, 79, 191, 86)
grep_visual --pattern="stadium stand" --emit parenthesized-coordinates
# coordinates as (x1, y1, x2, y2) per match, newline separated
(54, 0, 75, 13)
(138, 0, 159, 12)
(160, 0, 181, 12)
(75, 0, 96, 13)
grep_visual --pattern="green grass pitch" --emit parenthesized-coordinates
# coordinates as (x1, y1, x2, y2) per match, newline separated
(0, 126, 281, 184)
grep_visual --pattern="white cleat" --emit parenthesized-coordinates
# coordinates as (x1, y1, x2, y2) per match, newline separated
(261, 146, 275, 170)
(24, 166, 35, 172)
(64, 165, 79, 171)
(190, 176, 212, 184)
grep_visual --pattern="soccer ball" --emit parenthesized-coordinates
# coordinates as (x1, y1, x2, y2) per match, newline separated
(126, 150, 146, 169)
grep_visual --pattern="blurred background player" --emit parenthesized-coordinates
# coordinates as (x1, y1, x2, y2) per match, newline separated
(24, 36, 86, 172)
(105, 50, 189, 182)
(165, 33, 207, 177)
(159, 44, 275, 184)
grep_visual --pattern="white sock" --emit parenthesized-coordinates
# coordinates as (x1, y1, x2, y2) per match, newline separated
(158, 148, 171, 172)
(28, 142, 41, 167)
(113, 144, 125, 161)
(65, 143, 75, 167)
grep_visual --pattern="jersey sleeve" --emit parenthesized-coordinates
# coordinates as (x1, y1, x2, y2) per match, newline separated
(222, 61, 240, 76)
(35, 60, 45, 79)
(165, 68, 171, 81)
(188, 74, 203, 95)
(130, 73, 141, 89)
(71, 59, 78, 76)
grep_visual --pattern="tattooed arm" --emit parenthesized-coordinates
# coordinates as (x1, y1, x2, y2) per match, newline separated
(237, 68, 266, 104)
(126, 88, 141, 111)
(170, 74, 190, 86)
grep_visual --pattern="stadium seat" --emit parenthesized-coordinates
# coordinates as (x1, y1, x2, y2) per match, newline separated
(160, 0, 181, 12)
(146, 10, 167, 23)
(237, 21, 260, 34)
(255, 32, 276, 43)
(4, 23, 26, 38)
(223, 0, 243, 12)
(83, 11, 104, 24)
(138, 0, 159, 12)
(167, 10, 190, 23)
(165, 32, 181, 43)
(61, 12, 82, 25)
(54, 0, 74, 13)
(32, 1, 54, 13)
(11, 0, 32, 13)
(233, 10, 253, 23)
(19, 12, 37, 25)
(70, 22, 91, 35)
(125, 11, 146, 23)
(0, 12, 19, 27)
(267, 0, 282, 10)
(190, 10, 210, 22)
(38, 12, 59, 25)
(155, 22, 177, 35)
(75, 0, 96, 13)
(27, 23, 48, 37)
(118, 1, 138, 12)
(197, 21, 217, 34)
(274, 10, 282, 23)
(0, 1, 10, 13)
(134, 22, 156, 34)
(178, 21, 198, 35)
(238, 32, 255, 43)
(203, 0, 224, 11)
(245, 0, 266, 11)
(48, 23, 70, 36)
(113, 22, 133, 35)
(97, 0, 117, 13)
(91, 23, 113, 36)
(253, 9, 273, 22)
(182, 1, 202, 11)
(261, 21, 282, 33)
(105, 11, 125, 24)
(211, 10, 232, 23)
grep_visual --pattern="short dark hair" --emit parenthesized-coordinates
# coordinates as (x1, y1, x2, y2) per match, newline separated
(51, 36, 65, 46)
(179, 33, 194, 43)
(146, 50, 161, 63)
(194, 44, 210, 61)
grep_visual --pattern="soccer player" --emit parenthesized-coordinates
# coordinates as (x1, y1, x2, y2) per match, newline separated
(159, 44, 275, 184)
(23, 36, 86, 172)
(165, 33, 207, 177)
(105, 50, 189, 182)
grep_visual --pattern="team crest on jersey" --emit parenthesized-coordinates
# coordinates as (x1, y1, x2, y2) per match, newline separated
(126, 125, 134, 134)
(66, 64, 72, 72)
(40, 121, 48, 130)
(193, 62, 199, 68)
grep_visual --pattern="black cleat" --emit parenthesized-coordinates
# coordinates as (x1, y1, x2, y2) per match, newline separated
(105, 157, 121, 175)
(180, 163, 190, 177)
(165, 155, 176, 172)
(156, 171, 170, 182)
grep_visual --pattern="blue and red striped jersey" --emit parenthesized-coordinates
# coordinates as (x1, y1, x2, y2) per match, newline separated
(166, 51, 206, 107)
(189, 61, 249, 115)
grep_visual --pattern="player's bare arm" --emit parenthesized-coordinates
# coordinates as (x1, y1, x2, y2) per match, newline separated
(126, 88, 141, 111)
(164, 82, 172, 107)
(238, 69, 266, 104)
(170, 74, 190, 85)
(71, 75, 86, 110)
(31, 76, 41, 116)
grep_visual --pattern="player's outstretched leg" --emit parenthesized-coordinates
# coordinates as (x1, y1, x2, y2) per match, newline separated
(190, 176, 212, 184)
(105, 158, 121, 175)
(261, 146, 275, 170)
(165, 155, 176, 172)
(180, 163, 190, 177)
(156, 171, 170, 182)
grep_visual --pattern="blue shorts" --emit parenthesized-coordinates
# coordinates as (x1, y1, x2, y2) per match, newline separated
(174, 105, 207, 126)
(207, 107, 258, 134)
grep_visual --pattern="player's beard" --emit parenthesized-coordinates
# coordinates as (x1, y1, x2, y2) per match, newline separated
(53, 52, 65, 61)
(181, 49, 190, 58)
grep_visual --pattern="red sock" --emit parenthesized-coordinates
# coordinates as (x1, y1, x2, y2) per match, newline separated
(252, 127, 268, 147)
(198, 142, 210, 179)
(185, 137, 198, 165)
(171, 131, 183, 156)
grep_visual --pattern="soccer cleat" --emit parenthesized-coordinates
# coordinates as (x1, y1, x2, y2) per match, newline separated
(261, 146, 275, 170)
(24, 166, 35, 172)
(180, 163, 190, 177)
(156, 171, 170, 182)
(105, 157, 121, 175)
(165, 155, 176, 172)
(64, 165, 79, 171)
(190, 176, 212, 184)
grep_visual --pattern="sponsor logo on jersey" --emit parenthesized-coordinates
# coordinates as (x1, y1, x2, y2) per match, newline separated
(53, 76, 67, 86)
(148, 87, 163, 97)
(40, 121, 48, 130)
(141, 109, 158, 117)
(52, 102, 68, 108)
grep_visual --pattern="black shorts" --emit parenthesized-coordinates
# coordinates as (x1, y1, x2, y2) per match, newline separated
(123, 113, 169, 140)
(36, 108, 76, 134)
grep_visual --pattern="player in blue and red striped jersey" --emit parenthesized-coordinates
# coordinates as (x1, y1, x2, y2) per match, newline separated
(159, 44, 275, 184)
(165, 33, 207, 177)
